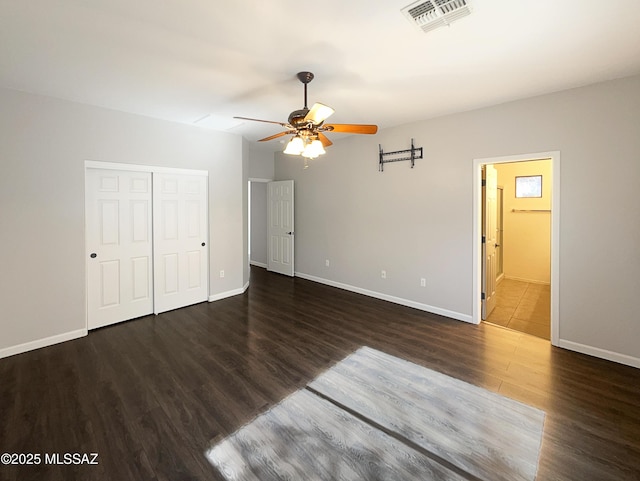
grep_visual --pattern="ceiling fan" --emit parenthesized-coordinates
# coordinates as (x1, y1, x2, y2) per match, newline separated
(234, 72, 378, 159)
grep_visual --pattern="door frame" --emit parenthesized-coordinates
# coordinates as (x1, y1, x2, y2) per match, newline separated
(472, 151, 560, 346)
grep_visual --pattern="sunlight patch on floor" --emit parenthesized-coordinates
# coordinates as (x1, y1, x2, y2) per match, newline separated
(206, 347, 545, 481)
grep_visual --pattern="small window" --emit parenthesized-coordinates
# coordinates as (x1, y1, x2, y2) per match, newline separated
(515, 175, 542, 198)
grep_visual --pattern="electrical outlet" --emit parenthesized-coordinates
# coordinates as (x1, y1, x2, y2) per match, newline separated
(381, 270, 386, 279)
(420, 278, 426, 287)
(219, 270, 225, 278)
(325, 259, 330, 267)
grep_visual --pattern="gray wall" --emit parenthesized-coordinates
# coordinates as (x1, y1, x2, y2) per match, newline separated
(0, 87, 245, 355)
(275, 74, 640, 365)
(248, 147, 275, 180)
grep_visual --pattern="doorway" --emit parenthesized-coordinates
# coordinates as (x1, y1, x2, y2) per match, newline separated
(248, 179, 295, 276)
(249, 179, 271, 269)
(472, 151, 560, 346)
(484, 160, 551, 339)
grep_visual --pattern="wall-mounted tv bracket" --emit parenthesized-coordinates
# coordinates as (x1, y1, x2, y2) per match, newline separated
(378, 138, 423, 172)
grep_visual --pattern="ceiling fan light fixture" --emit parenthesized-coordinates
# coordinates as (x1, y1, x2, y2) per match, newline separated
(302, 139, 326, 159)
(284, 136, 304, 155)
(305, 103, 335, 124)
(315, 104, 335, 122)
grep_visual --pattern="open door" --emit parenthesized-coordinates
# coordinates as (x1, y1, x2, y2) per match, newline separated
(268, 180, 294, 276)
(482, 165, 498, 319)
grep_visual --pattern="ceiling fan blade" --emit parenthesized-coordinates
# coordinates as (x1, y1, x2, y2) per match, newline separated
(234, 116, 291, 128)
(323, 124, 378, 134)
(258, 131, 293, 142)
(318, 132, 333, 148)
(304, 103, 335, 124)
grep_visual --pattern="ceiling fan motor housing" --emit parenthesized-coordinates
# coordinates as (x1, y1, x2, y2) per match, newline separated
(288, 108, 312, 128)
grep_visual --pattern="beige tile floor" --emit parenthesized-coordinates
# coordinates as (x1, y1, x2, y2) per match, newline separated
(484, 278, 551, 340)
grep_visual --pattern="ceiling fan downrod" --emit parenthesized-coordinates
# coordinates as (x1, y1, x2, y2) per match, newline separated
(297, 71, 314, 109)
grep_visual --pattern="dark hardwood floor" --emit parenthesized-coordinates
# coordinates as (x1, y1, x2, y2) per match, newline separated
(1, 266, 640, 480)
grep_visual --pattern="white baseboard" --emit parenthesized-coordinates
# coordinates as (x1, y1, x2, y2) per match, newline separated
(250, 261, 267, 269)
(504, 275, 550, 285)
(558, 339, 640, 369)
(295, 272, 473, 324)
(208, 282, 249, 303)
(0, 328, 88, 360)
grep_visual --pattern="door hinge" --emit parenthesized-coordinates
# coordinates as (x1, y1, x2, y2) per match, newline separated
(481, 179, 486, 187)
(482, 236, 486, 243)
(481, 292, 486, 300)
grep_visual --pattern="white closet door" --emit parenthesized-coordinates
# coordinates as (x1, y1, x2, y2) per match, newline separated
(153, 173, 209, 314)
(86, 169, 153, 329)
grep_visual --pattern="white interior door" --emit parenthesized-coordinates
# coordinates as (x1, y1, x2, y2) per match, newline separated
(482, 165, 498, 319)
(86, 169, 153, 329)
(153, 172, 209, 314)
(268, 180, 294, 276)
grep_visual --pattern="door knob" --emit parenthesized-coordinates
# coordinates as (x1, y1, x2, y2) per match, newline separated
(201, 242, 206, 247)
(90, 253, 97, 258)
(287, 232, 294, 235)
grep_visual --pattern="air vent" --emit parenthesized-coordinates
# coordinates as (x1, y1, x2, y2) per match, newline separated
(401, 0, 472, 33)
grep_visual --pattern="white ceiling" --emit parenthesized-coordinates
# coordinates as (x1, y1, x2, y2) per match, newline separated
(2, 0, 640, 151)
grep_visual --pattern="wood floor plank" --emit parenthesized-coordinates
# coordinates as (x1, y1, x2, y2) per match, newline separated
(2, 266, 640, 480)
